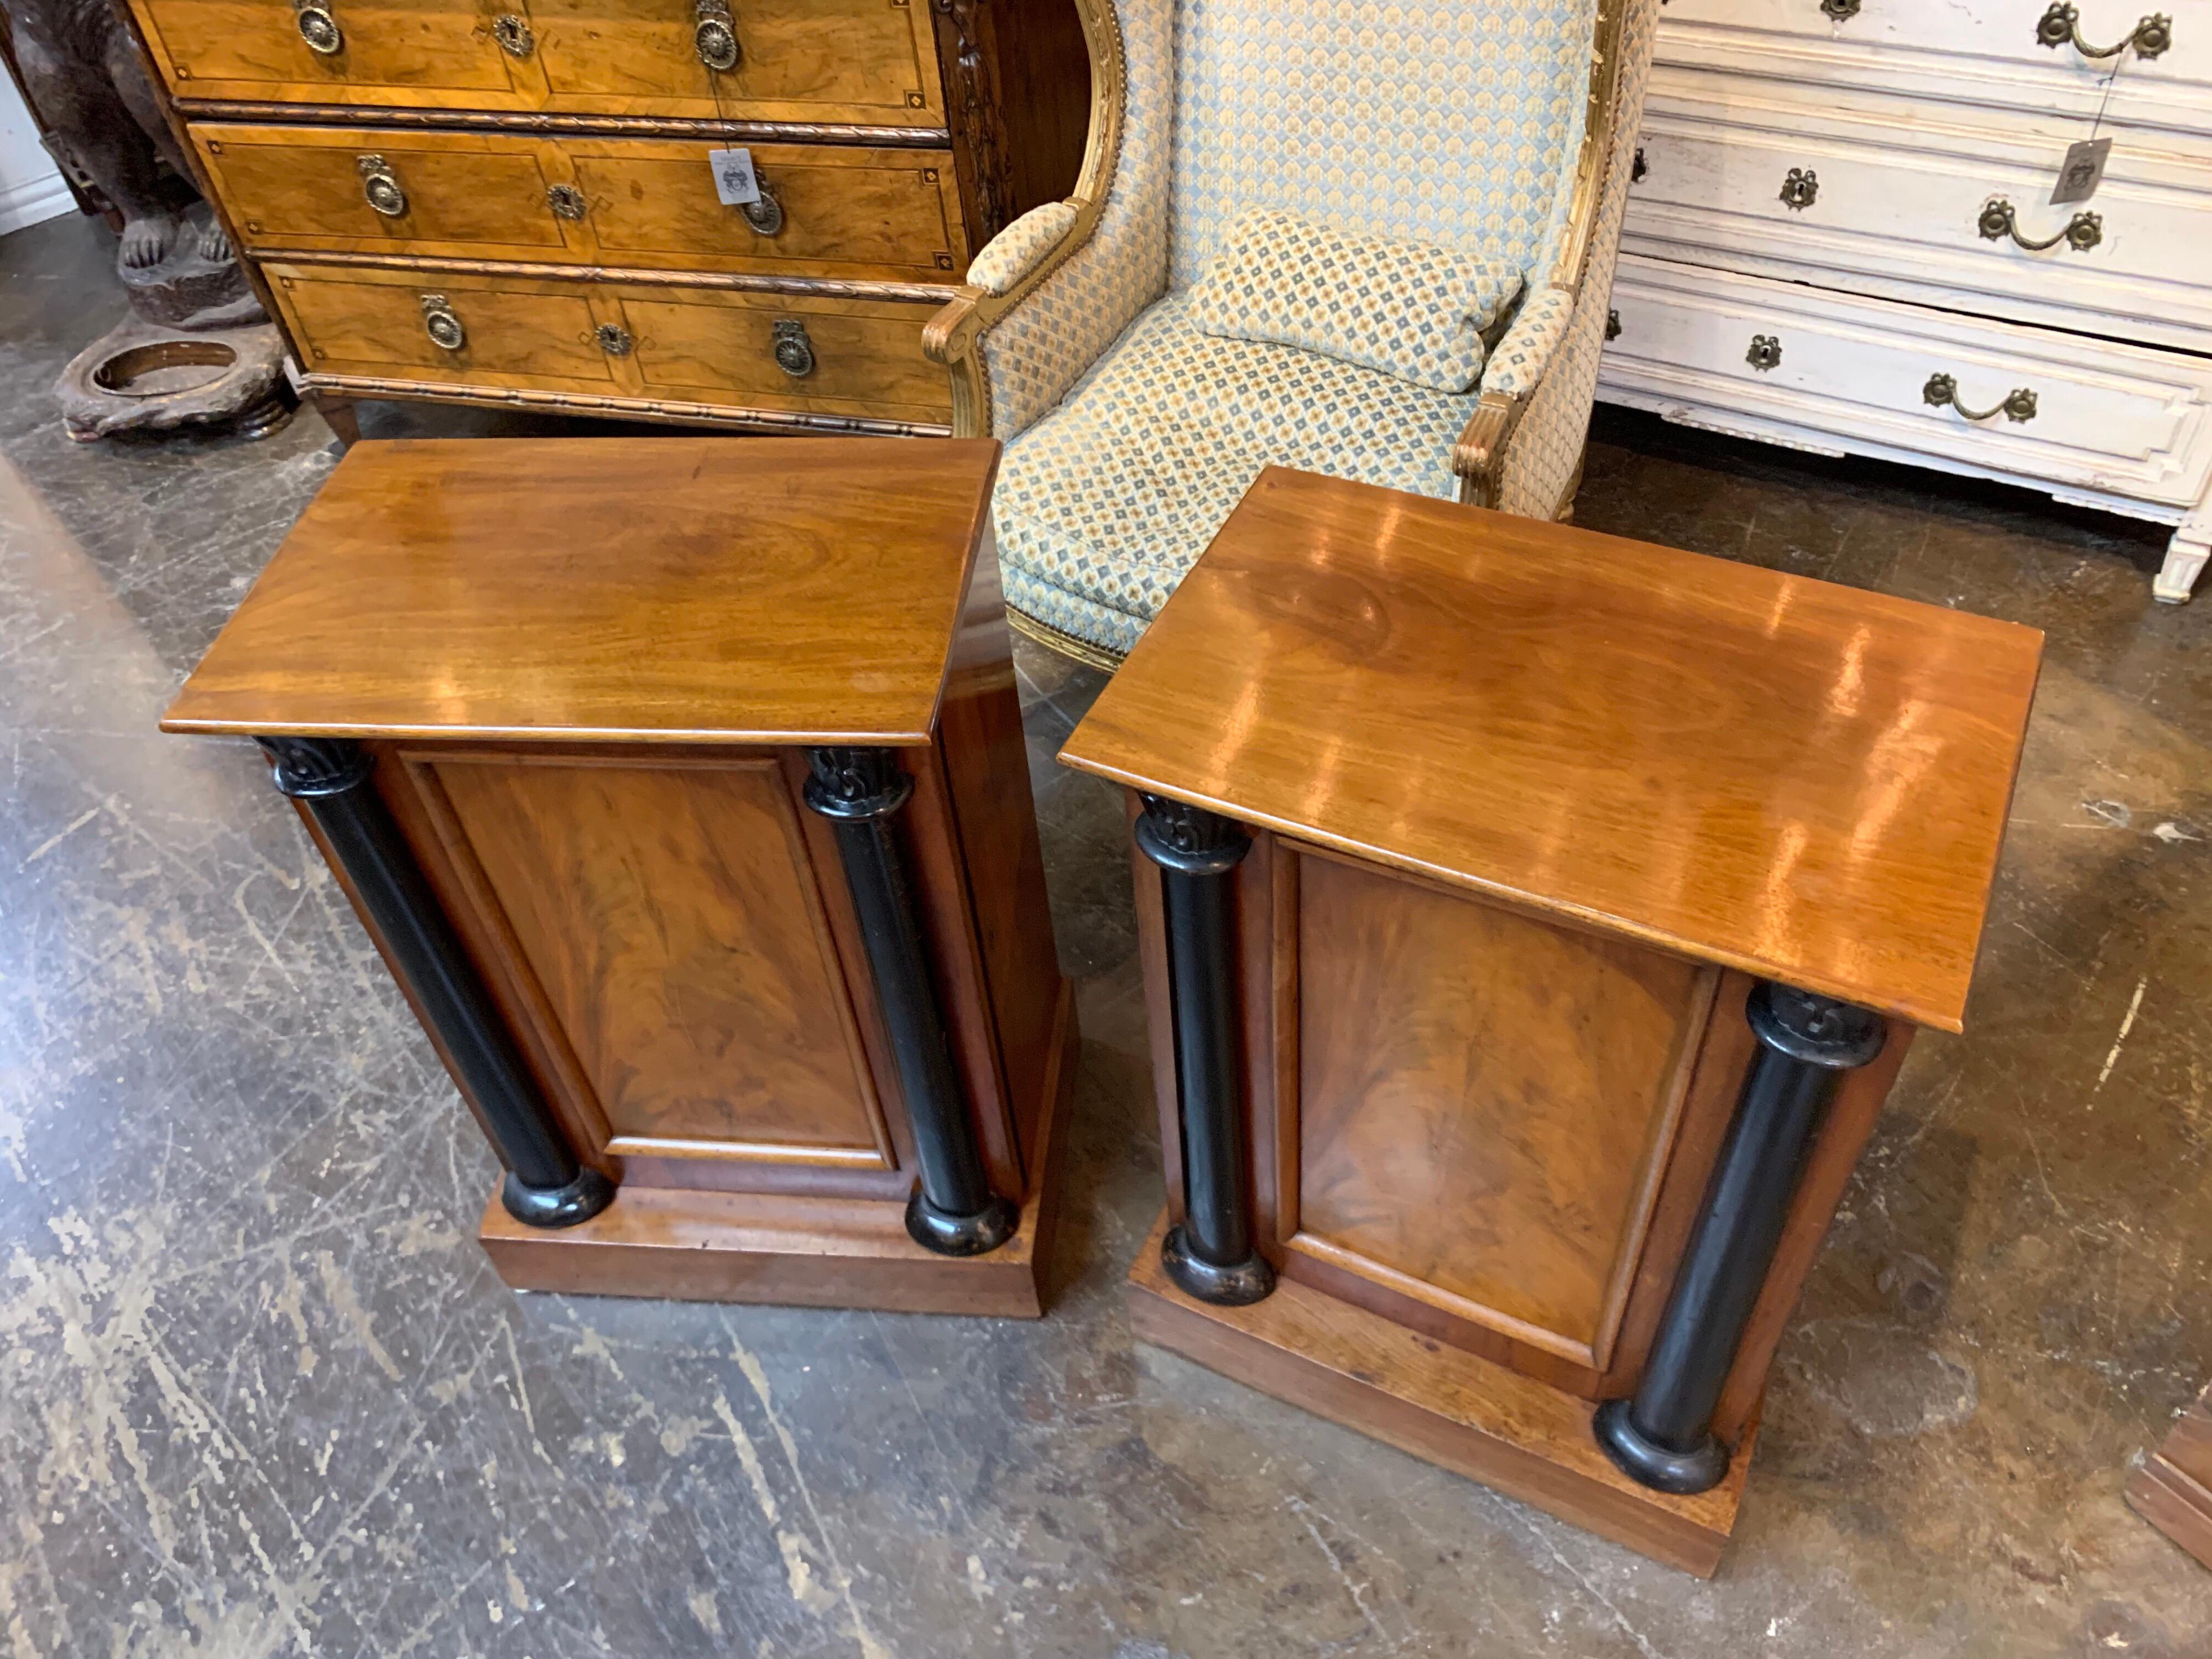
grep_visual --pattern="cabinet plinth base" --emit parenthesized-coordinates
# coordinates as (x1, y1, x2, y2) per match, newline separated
(481, 986, 1075, 1318)
(1125, 1212, 1756, 1577)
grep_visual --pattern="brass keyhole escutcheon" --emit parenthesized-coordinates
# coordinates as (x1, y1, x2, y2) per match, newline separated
(1605, 308, 1621, 342)
(420, 293, 466, 352)
(1778, 167, 1818, 210)
(294, 0, 343, 54)
(741, 184, 784, 236)
(358, 154, 406, 217)
(773, 319, 815, 377)
(492, 12, 534, 56)
(1746, 335, 1783, 372)
(1820, 0, 1861, 18)
(595, 322, 634, 357)
(695, 0, 740, 70)
(1632, 147, 1647, 184)
(546, 183, 588, 221)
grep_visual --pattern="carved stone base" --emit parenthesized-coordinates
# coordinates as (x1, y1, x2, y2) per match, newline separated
(118, 205, 265, 332)
(56, 312, 290, 443)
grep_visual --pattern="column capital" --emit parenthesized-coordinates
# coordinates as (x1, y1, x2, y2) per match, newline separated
(1749, 983, 1887, 1069)
(803, 746, 915, 821)
(256, 735, 374, 799)
(1135, 793, 1251, 877)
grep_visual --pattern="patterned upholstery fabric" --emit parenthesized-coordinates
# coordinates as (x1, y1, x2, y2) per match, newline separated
(978, 0, 1172, 439)
(995, 295, 1471, 655)
(967, 201, 1080, 296)
(1498, 0, 1661, 518)
(968, 0, 1654, 657)
(1169, 0, 1595, 290)
(1187, 208, 1523, 393)
(1482, 285, 1575, 398)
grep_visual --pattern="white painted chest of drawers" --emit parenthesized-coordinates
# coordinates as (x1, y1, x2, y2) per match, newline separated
(1598, 0, 2212, 600)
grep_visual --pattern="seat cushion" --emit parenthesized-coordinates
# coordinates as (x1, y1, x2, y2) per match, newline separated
(995, 295, 1474, 658)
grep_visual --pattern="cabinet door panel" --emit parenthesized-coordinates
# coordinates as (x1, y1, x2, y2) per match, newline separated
(432, 757, 894, 1167)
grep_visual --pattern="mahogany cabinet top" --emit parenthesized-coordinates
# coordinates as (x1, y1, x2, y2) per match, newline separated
(1059, 468, 2043, 1032)
(162, 437, 1001, 748)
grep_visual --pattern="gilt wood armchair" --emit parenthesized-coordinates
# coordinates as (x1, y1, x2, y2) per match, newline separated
(924, 0, 1661, 667)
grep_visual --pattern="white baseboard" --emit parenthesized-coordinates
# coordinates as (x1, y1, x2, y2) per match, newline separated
(0, 171, 78, 238)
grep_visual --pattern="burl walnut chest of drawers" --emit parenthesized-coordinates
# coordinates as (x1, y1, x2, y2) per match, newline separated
(128, 0, 1088, 434)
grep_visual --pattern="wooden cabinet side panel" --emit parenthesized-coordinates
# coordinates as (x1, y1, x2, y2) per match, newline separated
(933, 561, 1065, 1183)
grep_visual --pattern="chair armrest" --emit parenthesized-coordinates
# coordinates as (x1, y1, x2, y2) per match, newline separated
(967, 202, 1082, 296)
(1451, 286, 1582, 507)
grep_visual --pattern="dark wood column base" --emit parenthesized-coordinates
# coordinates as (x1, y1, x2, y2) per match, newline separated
(1127, 1210, 1752, 1578)
(480, 982, 1077, 1318)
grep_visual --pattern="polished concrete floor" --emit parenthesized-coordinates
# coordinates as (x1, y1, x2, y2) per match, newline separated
(4, 207, 2211, 1658)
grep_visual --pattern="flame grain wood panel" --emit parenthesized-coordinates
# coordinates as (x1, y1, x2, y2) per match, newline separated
(165, 437, 1073, 1313)
(1063, 468, 2037, 1569)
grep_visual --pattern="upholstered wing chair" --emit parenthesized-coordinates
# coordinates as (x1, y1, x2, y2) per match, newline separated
(924, 0, 1660, 667)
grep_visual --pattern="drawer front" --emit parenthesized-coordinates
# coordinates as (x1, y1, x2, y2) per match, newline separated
(529, 0, 945, 123)
(199, 125, 968, 280)
(1656, 0, 2212, 138)
(195, 124, 579, 258)
(565, 139, 967, 276)
(1598, 253, 2212, 508)
(1626, 75, 2212, 353)
(268, 260, 951, 423)
(622, 289, 952, 422)
(272, 264, 623, 387)
(139, 0, 944, 123)
(135, 0, 528, 106)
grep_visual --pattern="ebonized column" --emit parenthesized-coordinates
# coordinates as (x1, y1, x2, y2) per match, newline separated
(804, 747, 1018, 1256)
(257, 737, 614, 1228)
(1596, 980, 1887, 1493)
(1136, 794, 1274, 1306)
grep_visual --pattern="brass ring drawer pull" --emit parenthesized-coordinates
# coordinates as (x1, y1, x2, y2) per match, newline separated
(420, 293, 466, 351)
(741, 182, 783, 236)
(492, 12, 534, 56)
(1924, 372, 2036, 423)
(546, 182, 588, 221)
(294, 0, 343, 54)
(358, 154, 405, 216)
(1778, 167, 1818, 210)
(773, 319, 815, 377)
(595, 322, 634, 357)
(2034, 2, 2171, 58)
(1820, 0, 1860, 19)
(695, 0, 740, 70)
(1978, 197, 2102, 252)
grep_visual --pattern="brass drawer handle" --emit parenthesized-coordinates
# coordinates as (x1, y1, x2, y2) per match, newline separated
(294, 0, 343, 54)
(740, 181, 783, 236)
(1924, 372, 2036, 423)
(773, 319, 814, 377)
(595, 322, 633, 356)
(1746, 334, 1782, 371)
(2034, 3, 2171, 58)
(546, 182, 588, 221)
(492, 12, 534, 56)
(420, 293, 466, 351)
(1778, 167, 1818, 210)
(358, 154, 406, 216)
(695, 0, 740, 70)
(1978, 197, 2102, 252)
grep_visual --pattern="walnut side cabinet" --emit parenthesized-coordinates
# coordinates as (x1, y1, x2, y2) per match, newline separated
(1062, 467, 2043, 1574)
(124, 0, 1091, 436)
(163, 436, 1076, 1316)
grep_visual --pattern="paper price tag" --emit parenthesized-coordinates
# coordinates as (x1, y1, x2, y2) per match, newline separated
(2050, 137, 2111, 206)
(707, 147, 761, 207)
